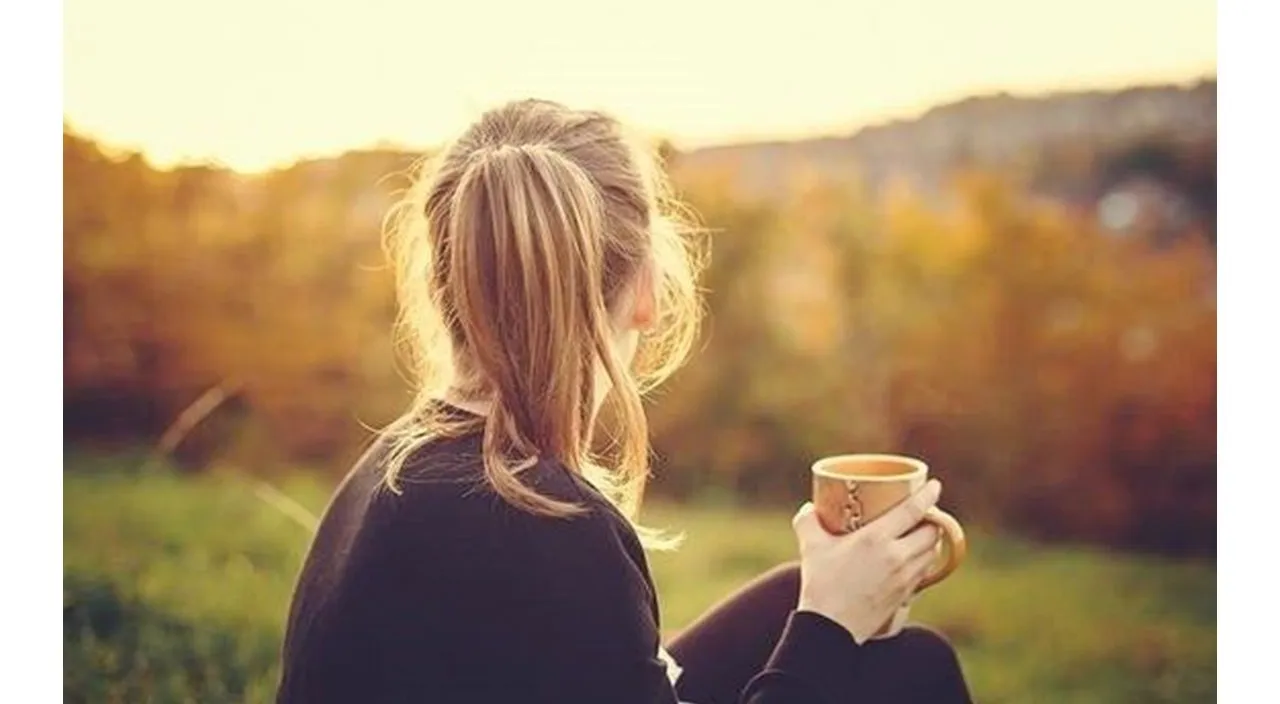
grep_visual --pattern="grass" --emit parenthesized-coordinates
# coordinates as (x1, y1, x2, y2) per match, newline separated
(641, 503, 1216, 703)
(64, 456, 1215, 703)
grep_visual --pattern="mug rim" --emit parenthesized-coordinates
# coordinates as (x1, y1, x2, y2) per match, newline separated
(811, 453, 928, 481)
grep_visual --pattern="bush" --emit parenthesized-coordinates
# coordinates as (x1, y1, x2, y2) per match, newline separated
(64, 573, 281, 703)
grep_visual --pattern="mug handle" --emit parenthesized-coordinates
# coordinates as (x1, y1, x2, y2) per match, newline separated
(915, 507, 967, 592)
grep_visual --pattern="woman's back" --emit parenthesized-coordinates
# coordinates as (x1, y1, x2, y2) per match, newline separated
(277, 408, 675, 703)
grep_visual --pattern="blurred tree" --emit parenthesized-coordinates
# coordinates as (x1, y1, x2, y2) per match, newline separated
(62, 129, 1216, 554)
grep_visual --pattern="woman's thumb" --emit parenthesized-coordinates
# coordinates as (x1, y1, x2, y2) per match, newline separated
(792, 501, 823, 542)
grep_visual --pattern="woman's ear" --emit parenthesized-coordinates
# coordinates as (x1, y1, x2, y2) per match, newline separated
(629, 258, 657, 331)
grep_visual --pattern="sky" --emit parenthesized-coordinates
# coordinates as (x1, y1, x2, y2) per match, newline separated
(64, 0, 1217, 172)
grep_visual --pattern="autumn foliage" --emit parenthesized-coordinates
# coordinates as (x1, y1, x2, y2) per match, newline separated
(63, 129, 1215, 555)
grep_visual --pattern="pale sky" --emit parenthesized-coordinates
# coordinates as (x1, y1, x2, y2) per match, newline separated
(64, 0, 1216, 172)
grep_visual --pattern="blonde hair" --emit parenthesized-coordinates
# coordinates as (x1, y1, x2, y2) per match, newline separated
(381, 99, 704, 540)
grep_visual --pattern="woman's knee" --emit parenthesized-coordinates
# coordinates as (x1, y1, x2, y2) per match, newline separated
(762, 561, 800, 587)
(758, 560, 800, 578)
(739, 562, 800, 604)
(860, 625, 971, 701)
(894, 625, 964, 676)
(754, 562, 802, 613)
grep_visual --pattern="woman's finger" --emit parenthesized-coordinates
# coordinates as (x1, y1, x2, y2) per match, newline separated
(863, 480, 941, 542)
(897, 542, 942, 592)
(791, 502, 825, 547)
(893, 522, 941, 563)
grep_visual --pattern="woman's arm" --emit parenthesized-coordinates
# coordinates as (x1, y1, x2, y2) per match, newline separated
(740, 610, 868, 703)
(508, 496, 869, 704)
(479, 495, 681, 704)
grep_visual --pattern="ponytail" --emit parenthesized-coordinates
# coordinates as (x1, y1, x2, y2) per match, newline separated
(381, 100, 701, 545)
(442, 144, 626, 514)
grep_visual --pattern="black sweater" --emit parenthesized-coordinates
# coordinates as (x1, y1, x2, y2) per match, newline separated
(277, 427, 867, 703)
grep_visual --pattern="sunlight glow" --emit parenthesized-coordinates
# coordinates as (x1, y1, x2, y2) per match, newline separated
(64, 0, 1216, 171)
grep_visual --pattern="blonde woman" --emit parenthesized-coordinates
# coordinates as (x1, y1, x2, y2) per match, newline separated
(277, 99, 973, 704)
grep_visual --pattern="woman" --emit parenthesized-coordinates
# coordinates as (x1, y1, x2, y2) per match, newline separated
(277, 99, 973, 704)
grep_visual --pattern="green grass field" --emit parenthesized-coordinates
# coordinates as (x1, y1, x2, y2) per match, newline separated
(64, 457, 1215, 703)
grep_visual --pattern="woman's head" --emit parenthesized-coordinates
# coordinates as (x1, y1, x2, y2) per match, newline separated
(384, 99, 704, 526)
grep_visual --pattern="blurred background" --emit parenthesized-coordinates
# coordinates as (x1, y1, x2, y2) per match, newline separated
(63, 1, 1216, 702)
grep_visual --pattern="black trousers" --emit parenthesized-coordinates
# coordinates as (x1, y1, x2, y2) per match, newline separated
(668, 563, 974, 704)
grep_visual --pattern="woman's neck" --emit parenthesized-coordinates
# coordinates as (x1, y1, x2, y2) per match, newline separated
(441, 381, 611, 428)
(442, 392, 494, 417)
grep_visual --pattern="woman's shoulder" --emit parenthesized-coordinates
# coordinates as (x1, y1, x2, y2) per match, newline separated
(371, 438, 634, 551)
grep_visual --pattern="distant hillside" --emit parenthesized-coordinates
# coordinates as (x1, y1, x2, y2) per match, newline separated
(64, 77, 1216, 250)
(673, 78, 1216, 201)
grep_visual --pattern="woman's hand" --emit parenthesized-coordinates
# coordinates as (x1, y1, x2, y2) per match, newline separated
(791, 479, 943, 644)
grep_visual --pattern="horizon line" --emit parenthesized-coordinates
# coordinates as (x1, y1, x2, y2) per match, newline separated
(64, 70, 1217, 176)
